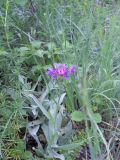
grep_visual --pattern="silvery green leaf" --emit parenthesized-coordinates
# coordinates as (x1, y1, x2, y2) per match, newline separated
(42, 121, 58, 145)
(31, 76, 41, 91)
(58, 121, 73, 145)
(39, 80, 57, 102)
(50, 96, 62, 106)
(49, 101, 57, 117)
(48, 94, 65, 118)
(42, 124, 49, 142)
(58, 93, 66, 105)
(47, 150, 65, 160)
(47, 80, 58, 90)
(53, 141, 86, 150)
(39, 88, 49, 102)
(28, 125, 42, 148)
(64, 121, 72, 134)
(27, 119, 44, 128)
(28, 94, 50, 119)
(55, 105, 64, 132)
(49, 93, 66, 107)
(31, 105, 38, 118)
(28, 125, 39, 137)
(48, 120, 58, 145)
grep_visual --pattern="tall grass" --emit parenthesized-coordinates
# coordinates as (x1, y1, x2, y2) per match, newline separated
(1, 0, 120, 159)
(43, 0, 120, 159)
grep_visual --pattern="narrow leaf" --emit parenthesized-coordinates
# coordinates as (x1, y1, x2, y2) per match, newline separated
(28, 94, 50, 119)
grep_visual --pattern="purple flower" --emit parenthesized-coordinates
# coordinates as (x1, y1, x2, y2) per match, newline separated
(47, 68, 57, 79)
(56, 64, 68, 78)
(47, 63, 76, 79)
(69, 65, 76, 74)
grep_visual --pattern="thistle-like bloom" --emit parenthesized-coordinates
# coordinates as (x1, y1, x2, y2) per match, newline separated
(47, 63, 76, 79)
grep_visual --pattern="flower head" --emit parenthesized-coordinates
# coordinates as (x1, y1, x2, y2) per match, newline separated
(47, 63, 76, 79)
(56, 64, 68, 78)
